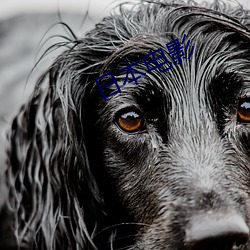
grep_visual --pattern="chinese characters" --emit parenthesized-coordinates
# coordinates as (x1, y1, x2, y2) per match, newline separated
(95, 34, 194, 100)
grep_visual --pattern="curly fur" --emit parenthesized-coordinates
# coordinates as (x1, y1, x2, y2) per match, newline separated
(2, 0, 250, 249)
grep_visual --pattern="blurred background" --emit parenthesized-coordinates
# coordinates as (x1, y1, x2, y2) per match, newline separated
(0, 0, 250, 174)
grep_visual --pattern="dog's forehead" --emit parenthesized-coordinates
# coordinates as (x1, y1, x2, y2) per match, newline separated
(95, 1, 250, 103)
(100, 36, 250, 106)
(114, 46, 250, 101)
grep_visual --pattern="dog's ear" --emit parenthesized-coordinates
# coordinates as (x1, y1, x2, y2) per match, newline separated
(3, 56, 104, 249)
(2, 11, 131, 248)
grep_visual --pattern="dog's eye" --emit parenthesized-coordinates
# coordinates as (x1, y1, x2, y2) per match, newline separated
(116, 110, 144, 133)
(237, 99, 250, 123)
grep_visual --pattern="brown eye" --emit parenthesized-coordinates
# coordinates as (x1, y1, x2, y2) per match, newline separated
(237, 99, 250, 123)
(116, 110, 144, 133)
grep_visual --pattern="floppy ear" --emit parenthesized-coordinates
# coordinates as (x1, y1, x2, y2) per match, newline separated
(3, 53, 105, 249)
(1, 9, 139, 248)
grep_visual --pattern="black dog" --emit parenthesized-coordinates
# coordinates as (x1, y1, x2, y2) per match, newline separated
(2, 0, 250, 249)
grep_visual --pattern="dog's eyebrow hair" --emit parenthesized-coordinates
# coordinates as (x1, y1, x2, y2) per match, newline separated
(211, 71, 243, 91)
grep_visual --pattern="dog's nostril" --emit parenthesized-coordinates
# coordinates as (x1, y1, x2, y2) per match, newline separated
(185, 213, 249, 250)
(235, 236, 249, 248)
(186, 234, 248, 250)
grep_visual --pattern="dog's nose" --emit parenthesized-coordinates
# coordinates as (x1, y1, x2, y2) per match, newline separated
(185, 213, 249, 250)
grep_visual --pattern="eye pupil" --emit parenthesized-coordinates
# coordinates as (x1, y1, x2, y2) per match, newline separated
(116, 110, 144, 133)
(237, 99, 250, 123)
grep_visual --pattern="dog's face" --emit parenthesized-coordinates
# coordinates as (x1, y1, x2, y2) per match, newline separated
(85, 3, 250, 250)
(4, 1, 250, 250)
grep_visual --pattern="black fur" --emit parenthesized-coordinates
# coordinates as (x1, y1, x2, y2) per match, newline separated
(2, 0, 250, 249)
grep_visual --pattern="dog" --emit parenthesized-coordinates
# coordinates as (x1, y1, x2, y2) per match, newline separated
(1, 0, 250, 249)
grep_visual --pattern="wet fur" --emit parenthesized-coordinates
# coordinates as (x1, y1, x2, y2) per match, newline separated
(2, 0, 250, 249)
